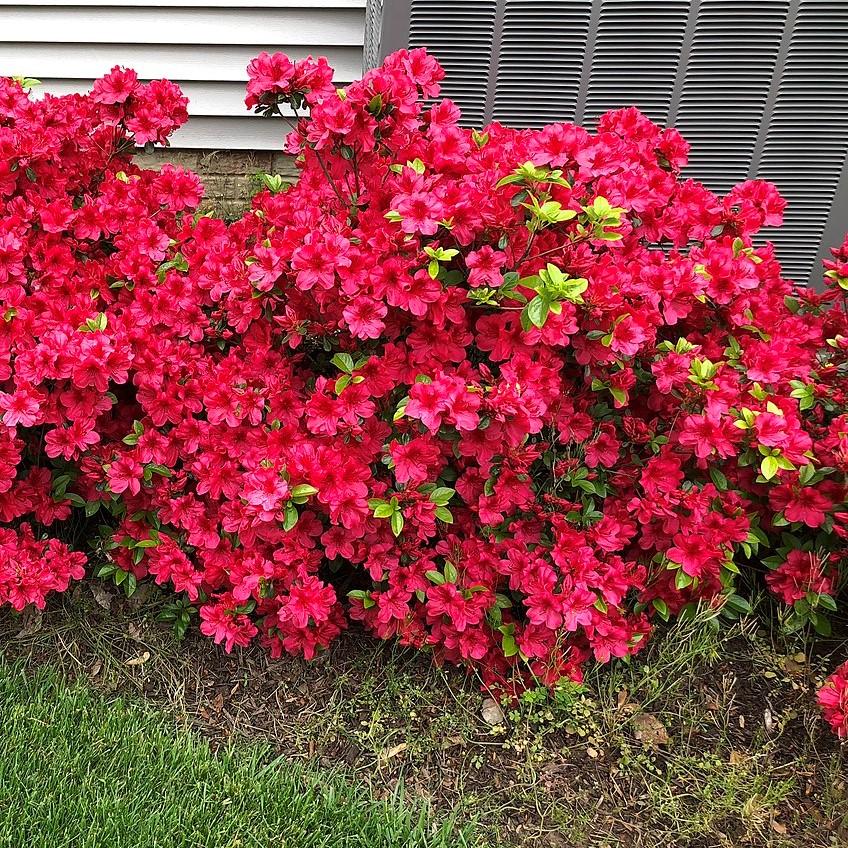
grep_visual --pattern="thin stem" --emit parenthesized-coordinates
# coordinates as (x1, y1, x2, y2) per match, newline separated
(284, 101, 347, 212)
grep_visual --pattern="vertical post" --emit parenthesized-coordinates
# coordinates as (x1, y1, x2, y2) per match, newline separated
(666, 0, 702, 127)
(481, 0, 508, 125)
(574, 0, 602, 125)
(815, 155, 848, 290)
(377, 0, 412, 62)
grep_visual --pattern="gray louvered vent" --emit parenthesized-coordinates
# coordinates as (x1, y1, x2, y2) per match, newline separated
(366, 0, 848, 287)
(408, 0, 496, 125)
(492, 1, 590, 127)
(583, 0, 689, 126)
(755, 0, 848, 284)
(673, 1, 788, 193)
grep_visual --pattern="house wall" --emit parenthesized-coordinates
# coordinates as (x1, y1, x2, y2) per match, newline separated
(0, 0, 365, 150)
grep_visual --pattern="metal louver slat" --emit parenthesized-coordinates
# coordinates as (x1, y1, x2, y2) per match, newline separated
(582, 0, 689, 126)
(675, 1, 788, 193)
(491, 0, 591, 128)
(756, 0, 848, 284)
(408, 0, 497, 124)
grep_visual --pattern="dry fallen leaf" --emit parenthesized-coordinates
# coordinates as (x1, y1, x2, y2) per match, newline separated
(729, 750, 747, 766)
(632, 712, 670, 747)
(481, 697, 504, 726)
(17, 608, 43, 637)
(90, 582, 113, 611)
(124, 651, 151, 667)
(126, 622, 144, 642)
(783, 656, 804, 676)
(383, 742, 408, 761)
(440, 735, 464, 750)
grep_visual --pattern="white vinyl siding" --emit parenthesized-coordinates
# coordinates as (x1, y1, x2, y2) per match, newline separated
(0, 2, 365, 149)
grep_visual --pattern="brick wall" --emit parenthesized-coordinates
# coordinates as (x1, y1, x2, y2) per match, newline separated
(135, 149, 299, 218)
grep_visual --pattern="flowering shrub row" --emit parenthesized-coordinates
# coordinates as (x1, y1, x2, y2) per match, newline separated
(0, 53, 846, 733)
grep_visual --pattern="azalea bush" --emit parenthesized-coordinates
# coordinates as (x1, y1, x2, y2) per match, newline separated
(1, 52, 847, 731)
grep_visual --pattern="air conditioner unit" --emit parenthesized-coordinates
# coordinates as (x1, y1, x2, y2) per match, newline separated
(364, 0, 848, 289)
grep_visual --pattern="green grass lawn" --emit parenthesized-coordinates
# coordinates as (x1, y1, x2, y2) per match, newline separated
(0, 662, 472, 848)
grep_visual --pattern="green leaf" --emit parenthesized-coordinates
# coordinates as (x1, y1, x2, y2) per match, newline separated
(283, 503, 299, 531)
(501, 633, 519, 658)
(722, 559, 741, 575)
(709, 467, 729, 491)
(760, 455, 780, 481)
(390, 510, 404, 537)
(495, 173, 523, 189)
(373, 504, 395, 519)
(444, 561, 458, 583)
(523, 296, 550, 329)
(724, 593, 751, 614)
(290, 484, 318, 499)
(335, 374, 351, 394)
(434, 507, 453, 524)
(425, 570, 446, 585)
(675, 569, 693, 590)
(348, 589, 370, 601)
(429, 487, 455, 506)
(810, 611, 832, 636)
(331, 353, 354, 373)
(815, 594, 837, 612)
(609, 387, 627, 406)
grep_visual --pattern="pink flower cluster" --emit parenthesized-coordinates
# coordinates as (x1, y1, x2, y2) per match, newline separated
(0, 524, 85, 610)
(0, 54, 846, 723)
(819, 661, 848, 738)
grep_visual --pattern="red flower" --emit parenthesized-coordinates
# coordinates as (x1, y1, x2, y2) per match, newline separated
(818, 661, 848, 739)
(91, 66, 139, 104)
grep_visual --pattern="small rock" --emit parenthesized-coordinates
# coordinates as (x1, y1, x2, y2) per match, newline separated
(632, 712, 670, 747)
(481, 697, 504, 726)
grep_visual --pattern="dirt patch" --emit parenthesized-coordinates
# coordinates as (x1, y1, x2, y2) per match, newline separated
(1, 583, 846, 848)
